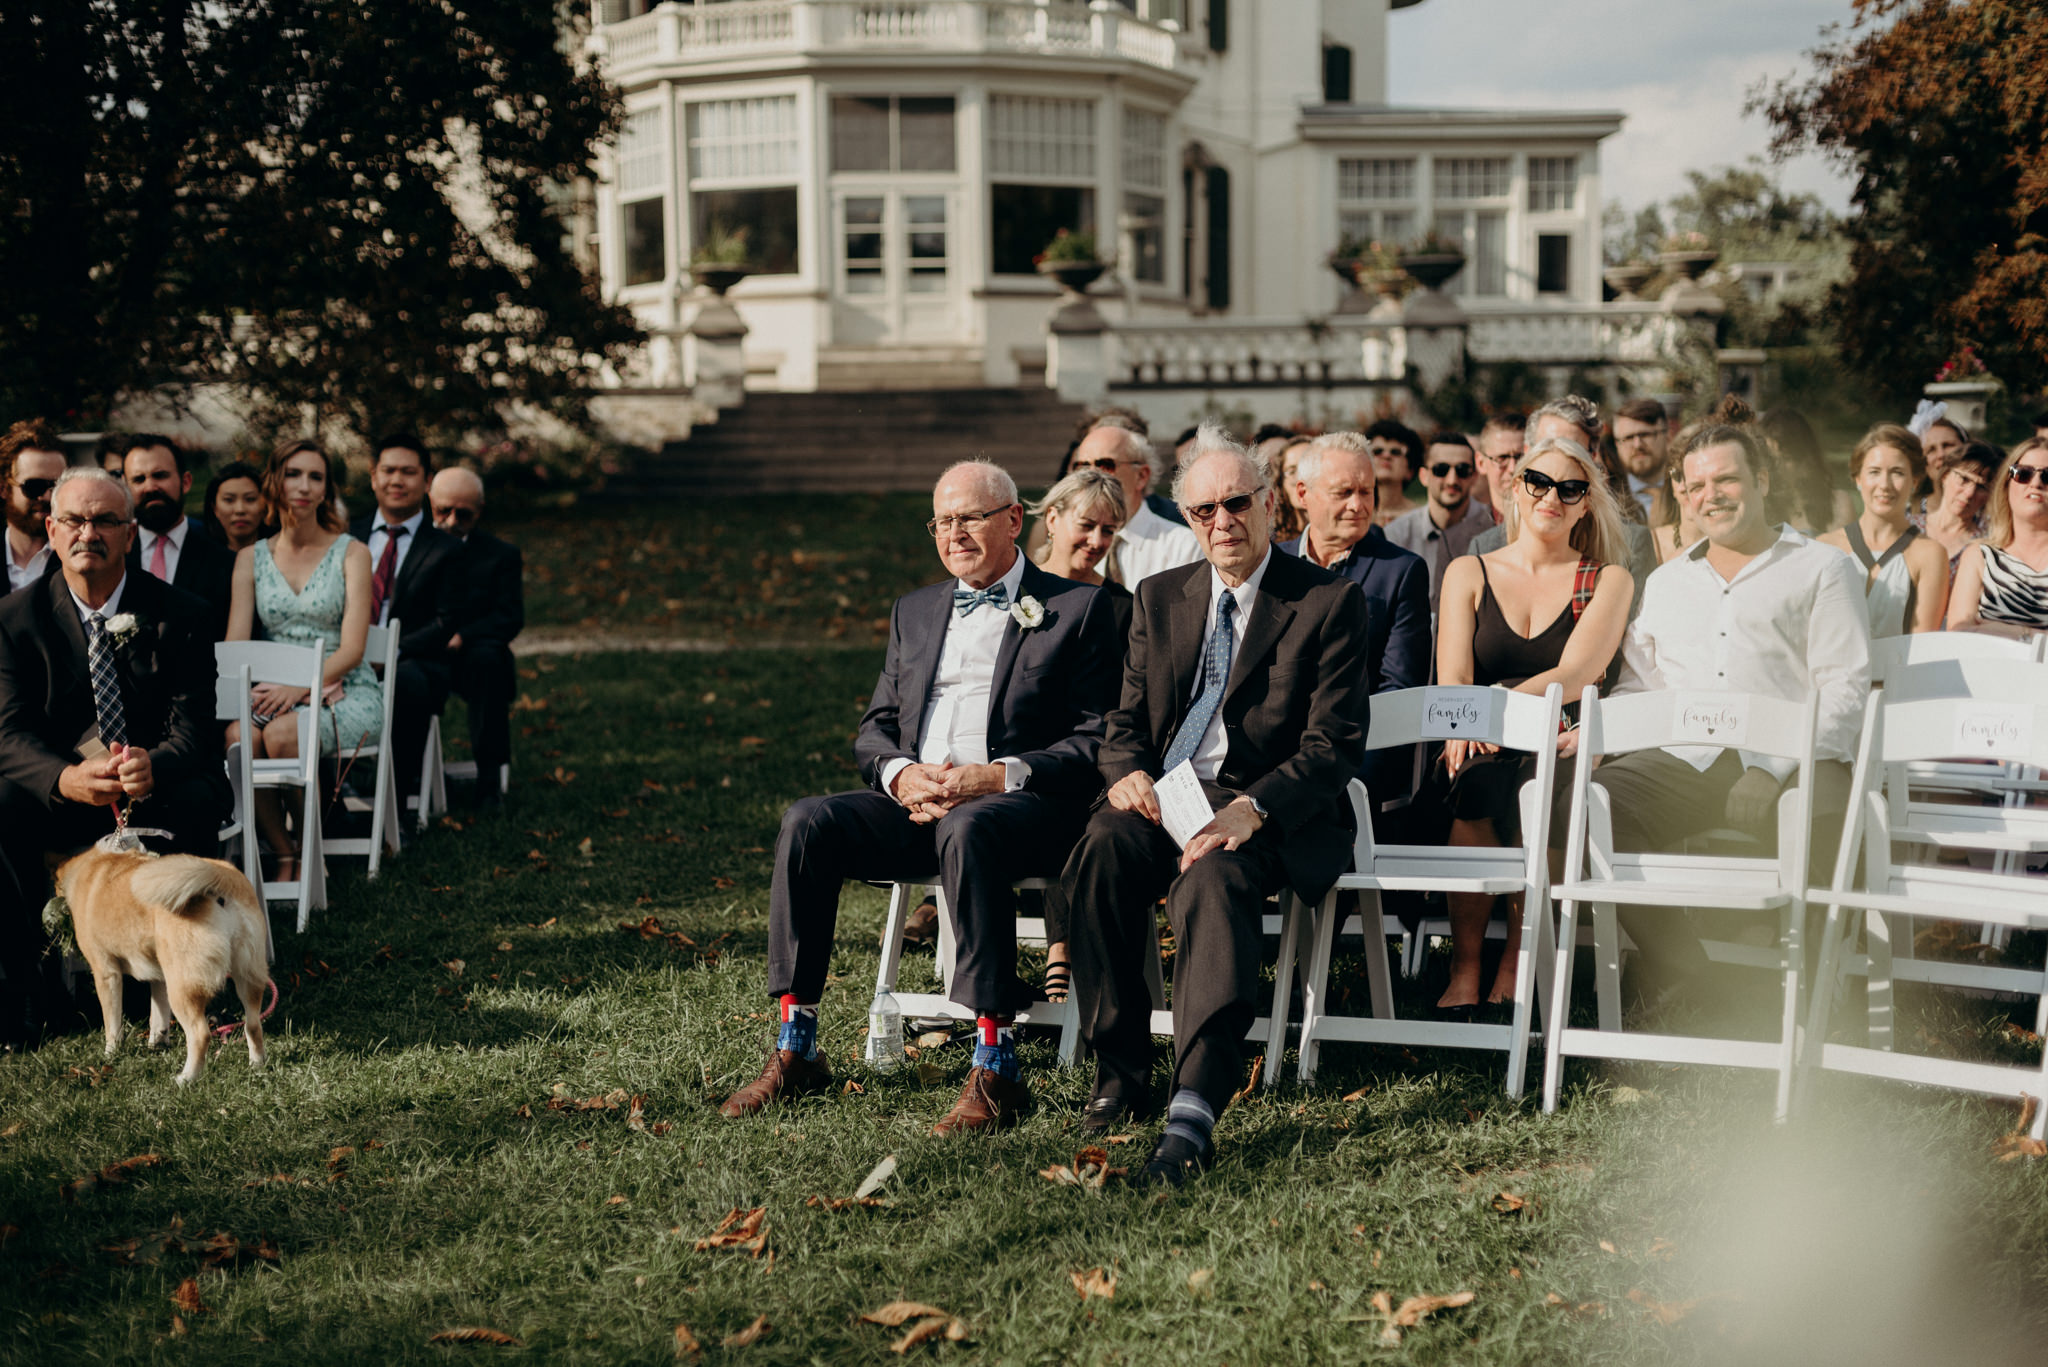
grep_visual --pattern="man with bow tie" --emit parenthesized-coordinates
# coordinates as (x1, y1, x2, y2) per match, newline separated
(721, 460, 1121, 1133)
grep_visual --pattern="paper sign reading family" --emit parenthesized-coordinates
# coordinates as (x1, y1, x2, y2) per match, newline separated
(1418, 686, 1495, 740)
(1673, 693, 1751, 747)
(1155, 760, 1218, 850)
(1951, 702, 2034, 758)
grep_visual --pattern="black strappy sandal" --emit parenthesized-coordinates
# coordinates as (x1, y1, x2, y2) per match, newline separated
(1042, 957, 1073, 1004)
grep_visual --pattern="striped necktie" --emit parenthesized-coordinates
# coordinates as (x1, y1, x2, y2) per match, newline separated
(86, 612, 130, 748)
(1163, 591, 1236, 772)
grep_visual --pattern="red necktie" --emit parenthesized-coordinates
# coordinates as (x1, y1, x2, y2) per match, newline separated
(370, 523, 407, 622)
(148, 533, 170, 581)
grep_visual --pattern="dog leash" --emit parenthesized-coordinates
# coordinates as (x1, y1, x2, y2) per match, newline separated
(214, 981, 280, 1040)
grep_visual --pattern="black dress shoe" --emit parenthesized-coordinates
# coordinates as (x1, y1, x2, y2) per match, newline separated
(1140, 1132, 1214, 1188)
(1079, 1092, 1152, 1136)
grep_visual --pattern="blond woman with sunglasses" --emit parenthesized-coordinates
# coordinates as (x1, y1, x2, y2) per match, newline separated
(1948, 437, 2048, 636)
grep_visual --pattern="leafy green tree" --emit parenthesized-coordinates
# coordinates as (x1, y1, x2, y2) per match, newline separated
(0, 0, 640, 442)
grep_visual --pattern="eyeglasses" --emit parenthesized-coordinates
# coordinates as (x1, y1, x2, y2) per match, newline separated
(16, 479, 57, 500)
(1183, 491, 1260, 526)
(1429, 462, 1475, 480)
(926, 503, 1015, 536)
(1520, 469, 1591, 505)
(52, 514, 133, 533)
(1070, 458, 1127, 474)
(2011, 466, 2048, 487)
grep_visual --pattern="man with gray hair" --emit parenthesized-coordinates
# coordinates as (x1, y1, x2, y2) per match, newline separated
(722, 460, 1121, 1135)
(1063, 424, 1369, 1185)
(0, 467, 230, 1046)
(1066, 424, 1199, 588)
(431, 466, 523, 810)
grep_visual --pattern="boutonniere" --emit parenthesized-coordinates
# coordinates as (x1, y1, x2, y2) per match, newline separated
(104, 612, 143, 647)
(1009, 594, 1045, 629)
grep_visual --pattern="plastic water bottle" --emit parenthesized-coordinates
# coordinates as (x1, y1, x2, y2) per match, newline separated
(866, 990, 903, 1073)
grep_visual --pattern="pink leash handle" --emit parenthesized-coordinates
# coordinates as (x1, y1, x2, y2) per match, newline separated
(213, 979, 280, 1039)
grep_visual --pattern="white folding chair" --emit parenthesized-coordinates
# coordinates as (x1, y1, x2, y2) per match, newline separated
(215, 641, 328, 932)
(1281, 685, 1564, 1097)
(1799, 675, 2048, 1139)
(318, 621, 403, 878)
(1542, 686, 1822, 1120)
(410, 714, 450, 831)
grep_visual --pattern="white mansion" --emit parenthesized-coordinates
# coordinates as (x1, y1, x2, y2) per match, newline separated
(589, 0, 1632, 399)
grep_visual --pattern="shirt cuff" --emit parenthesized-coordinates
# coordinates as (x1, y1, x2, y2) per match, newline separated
(1741, 752, 1797, 785)
(879, 757, 912, 801)
(999, 757, 1031, 793)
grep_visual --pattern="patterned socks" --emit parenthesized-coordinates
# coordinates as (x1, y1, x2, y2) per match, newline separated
(777, 994, 819, 1060)
(971, 1015, 1019, 1082)
(1162, 1089, 1217, 1152)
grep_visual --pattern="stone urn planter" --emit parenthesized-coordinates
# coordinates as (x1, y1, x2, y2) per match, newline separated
(1037, 258, 1107, 299)
(1603, 262, 1655, 301)
(1656, 248, 1719, 282)
(689, 263, 753, 297)
(1925, 379, 2000, 435)
(1398, 251, 1466, 292)
(1326, 255, 1372, 315)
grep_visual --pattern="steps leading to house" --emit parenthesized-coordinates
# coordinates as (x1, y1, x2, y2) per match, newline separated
(604, 387, 1088, 498)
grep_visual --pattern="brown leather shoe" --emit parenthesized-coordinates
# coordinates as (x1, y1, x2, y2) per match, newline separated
(901, 899, 940, 949)
(931, 1066, 1032, 1136)
(718, 1047, 835, 1118)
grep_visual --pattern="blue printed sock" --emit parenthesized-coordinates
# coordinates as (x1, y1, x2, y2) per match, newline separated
(776, 995, 819, 1060)
(970, 1015, 1019, 1082)
(1162, 1089, 1216, 1151)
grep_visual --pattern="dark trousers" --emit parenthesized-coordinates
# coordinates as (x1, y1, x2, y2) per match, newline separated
(393, 658, 452, 799)
(1550, 749, 1852, 982)
(452, 640, 515, 779)
(0, 773, 228, 1033)
(766, 788, 1084, 1015)
(1065, 807, 1289, 1115)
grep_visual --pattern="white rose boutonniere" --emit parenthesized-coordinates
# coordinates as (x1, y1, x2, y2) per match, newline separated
(1009, 594, 1045, 629)
(104, 612, 142, 647)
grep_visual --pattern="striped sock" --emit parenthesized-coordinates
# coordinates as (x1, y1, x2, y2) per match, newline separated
(776, 995, 819, 1060)
(970, 1015, 1018, 1082)
(1162, 1089, 1216, 1151)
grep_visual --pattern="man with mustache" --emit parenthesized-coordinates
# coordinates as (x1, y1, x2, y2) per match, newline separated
(122, 435, 236, 641)
(2, 420, 66, 597)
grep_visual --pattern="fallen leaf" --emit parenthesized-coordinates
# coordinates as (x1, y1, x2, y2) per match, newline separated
(673, 1323, 701, 1360)
(915, 1031, 949, 1049)
(495, 940, 513, 952)
(0, 1122, 22, 1138)
(891, 1317, 952, 1353)
(577, 837, 595, 859)
(1610, 1086, 1652, 1105)
(1627, 1287, 1702, 1326)
(914, 1060, 945, 1087)
(853, 1154, 897, 1200)
(694, 1207, 768, 1255)
(861, 1302, 951, 1327)
(427, 1327, 523, 1345)
(170, 1314, 186, 1337)
(1187, 1267, 1215, 1295)
(1599, 1240, 1618, 1254)
(444, 959, 465, 976)
(1645, 1238, 1676, 1261)
(60, 1153, 162, 1201)
(1342, 1086, 1372, 1102)
(606, 1195, 628, 1206)
(842, 1081, 864, 1096)
(170, 1278, 213, 1315)
(1494, 1192, 1528, 1214)
(1995, 1096, 2047, 1160)
(1379, 1290, 1475, 1346)
(1229, 1056, 1264, 1106)
(1071, 1267, 1117, 1300)
(721, 1315, 770, 1348)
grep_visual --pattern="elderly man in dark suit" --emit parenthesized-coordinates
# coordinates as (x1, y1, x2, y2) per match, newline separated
(1063, 424, 1370, 1185)
(349, 433, 467, 799)
(721, 460, 1121, 1134)
(122, 435, 236, 641)
(429, 467, 523, 810)
(0, 469, 229, 1046)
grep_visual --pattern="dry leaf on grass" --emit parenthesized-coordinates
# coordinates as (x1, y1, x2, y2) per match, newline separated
(1071, 1267, 1117, 1300)
(915, 1031, 949, 1049)
(694, 1207, 769, 1256)
(1994, 1095, 2047, 1161)
(1039, 1147, 1127, 1189)
(60, 1153, 162, 1201)
(1187, 1267, 1215, 1295)
(843, 1081, 864, 1095)
(547, 1088, 631, 1114)
(170, 1278, 213, 1315)
(1627, 1288, 1703, 1326)
(807, 1195, 892, 1212)
(852, 1154, 897, 1201)
(1229, 1056, 1264, 1106)
(1598, 1239, 1618, 1254)
(1341, 1086, 1372, 1102)
(1494, 1192, 1529, 1214)
(1610, 1085, 1654, 1104)
(891, 1317, 966, 1353)
(168, 1315, 186, 1337)
(673, 1323, 701, 1360)
(1375, 1290, 1475, 1346)
(861, 1302, 952, 1327)
(427, 1327, 522, 1346)
(721, 1315, 770, 1348)
(0, 1121, 23, 1137)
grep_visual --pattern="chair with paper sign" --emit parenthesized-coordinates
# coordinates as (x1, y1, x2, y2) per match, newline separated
(215, 639, 328, 931)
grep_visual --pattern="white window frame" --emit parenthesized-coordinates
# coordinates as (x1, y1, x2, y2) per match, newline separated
(1526, 155, 1578, 213)
(683, 93, 804, 277)
(988, 94, 1097, 182)
(1335, 156, 1418, 250)
(1430, 155, 1511, 299)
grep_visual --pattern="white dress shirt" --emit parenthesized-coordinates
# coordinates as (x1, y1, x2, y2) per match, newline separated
(1615, 525, 1871, 780)
(5, 530, 50, 594)
(137, 518, 189, 583)
(69, 571, 129, 625)
(1186, 549, 1271, 782)
(367, 508, 425, 624)
(878, 554, 1032, 801)
(1114, 501, 1202, 590)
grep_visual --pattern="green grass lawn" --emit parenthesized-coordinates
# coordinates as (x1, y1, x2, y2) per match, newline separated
(3, 646, 2047, 1365)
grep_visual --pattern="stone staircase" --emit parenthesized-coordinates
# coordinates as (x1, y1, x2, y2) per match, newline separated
(602, 388, 1088, 499)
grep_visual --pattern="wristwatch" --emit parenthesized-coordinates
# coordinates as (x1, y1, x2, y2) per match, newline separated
(1243, 794, 1268, 821)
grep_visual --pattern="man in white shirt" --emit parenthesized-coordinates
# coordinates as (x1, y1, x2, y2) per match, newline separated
(723, 461, 1121, 1135)
(1557, 422, 1870, 995)
(1614, 396, 1673, 519)
(1384, 432, 1494, 610)
(2, 420, 66, 597)
(1074, 425, 1200, 588)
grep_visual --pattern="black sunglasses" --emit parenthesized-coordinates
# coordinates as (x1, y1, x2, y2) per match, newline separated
(1071, 457, 1127, 473)
(1429, 462, 1475, 480)
(2009, 466, 2048, 486)
(1521, 469, 1592, 505)
(1184, 492, 1259, 525)
(16, 478, 56, 500)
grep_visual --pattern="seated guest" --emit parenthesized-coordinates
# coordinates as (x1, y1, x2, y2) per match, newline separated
(1473, 412, 1527, 525)
(1366, 418, 1422, 524)
(1271, 434, 1313, 543)
(1430, 434, 1632, 1009)
(1071, 424, 1200, 590)
(203, 460, 270, 553)
(95, 434, 128, 476)
(1554, 423, 1869, 1002)
(3, 420, 66, 597)
(1818, 426, 1948, 638)
(0, 469, 230, 1046)
(1917, 415, 1967, 482)
(720, 461, 1120, 1134)
(1910, 439, 2000, 574)
(1948, 437, 2048, 637)
(429, 467, 523, 810)
(1064, 425, 1368, 1184)
(1385, 432, 1493, 611)
(122, 434, 236, 640)
(349, 433, 465, 799)
(1613, 397, 1673, 520)
(1250, 425, 1300, 542)
(1648, 473, 1701, 564)
(226, 442, 380, 881)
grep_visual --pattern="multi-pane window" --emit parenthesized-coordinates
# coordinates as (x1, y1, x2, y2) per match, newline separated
(1527, 156, 1578, 212)
(1434, 157, 1510, 201)
(1123, 107, 1167, 285)
(990, 95, 1096, 273)
(616, 107, 666, 287)
(1431, 156, 1509, 297)
(686, 95, 801, 275)
(830, 96, 957, 174)
(1336, 157, 1416, 249)
(1122, 107, 1166, 191)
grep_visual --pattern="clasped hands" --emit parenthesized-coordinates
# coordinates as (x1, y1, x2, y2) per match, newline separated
(1442, 729, 1580, 778)
(890, 761, 1006, 823)
(250, 680, 346, 723)
(58, 742, 154, 807)
(1105, 771, 1264, 872)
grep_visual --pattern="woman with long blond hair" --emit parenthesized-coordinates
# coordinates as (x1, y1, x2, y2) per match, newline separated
(1948, 436, 2048, 636)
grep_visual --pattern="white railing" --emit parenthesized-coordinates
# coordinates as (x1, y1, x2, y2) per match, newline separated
(1109, 318, 1407, 388)
(595, 0, 1185, 77)
(1465, 302, 1676, 367)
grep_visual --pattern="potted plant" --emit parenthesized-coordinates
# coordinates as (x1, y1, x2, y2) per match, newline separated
(1602, 259, 1655, 300)
(1925, 342, 2001, 432)
(1397, 228, 1466, 291)
(689, 224, 753, 296)
(1655, 230, 1718, 281)
(1034, 228, 1108, 297)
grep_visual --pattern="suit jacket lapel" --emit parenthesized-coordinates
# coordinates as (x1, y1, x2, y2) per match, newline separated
(1171, 568, 1208, 714)
(44, 570, 91, 689)
(899, 582, 954, 753)
(983, 561, 1042, 747)
(1225, 558, 1295, 700)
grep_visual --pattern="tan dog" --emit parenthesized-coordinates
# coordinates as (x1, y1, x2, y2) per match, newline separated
(54, 848, 270, 1084)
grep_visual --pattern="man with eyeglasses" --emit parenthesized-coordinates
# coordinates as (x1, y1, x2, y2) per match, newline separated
(1472, 412, 1526, 523)
(1384, 432, 1493, 611)
(1613, 397, 1674, 518)
(1062, 424, 1368, 1186)
(430, 467, 523, 811)
(0, 468, 230, 1048)
(722, 460, 1120, 1136)
(1068, 425, 1200, 589)
(2, 419, 68, 597)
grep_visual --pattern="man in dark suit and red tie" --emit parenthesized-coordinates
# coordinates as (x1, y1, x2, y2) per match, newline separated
(0, 469, 229, 1046)
(349, 433, 466, 799)
(720, 460, 1122, 1134)
(1063, 424, 1370, 1185)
